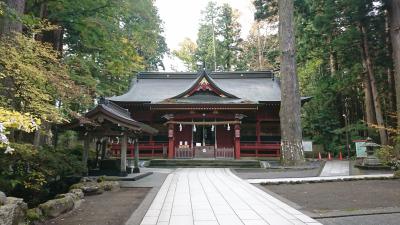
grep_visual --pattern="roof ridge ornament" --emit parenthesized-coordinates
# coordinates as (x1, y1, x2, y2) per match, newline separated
(169, 69, 239, 99)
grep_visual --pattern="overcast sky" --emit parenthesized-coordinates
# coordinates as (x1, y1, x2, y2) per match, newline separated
(155, 0, 256, 71)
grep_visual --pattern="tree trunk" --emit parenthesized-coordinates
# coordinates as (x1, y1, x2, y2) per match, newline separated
(257, 22, 263, 70)
(278, 0, 305, 166)
(388, 0, 400, 130)
(328, 36, 337, 76)
(386, 10, 396, 113)
(0, 0, 25, 36)
(82, 134, 91, 174)
(362, 73, 376, 125)
(36, 2, 64, 54)
(360, 24, 388, 145)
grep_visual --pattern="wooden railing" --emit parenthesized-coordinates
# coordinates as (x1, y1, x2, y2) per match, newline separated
(175, 147, 194, 159)
(110, 142, 167, 158)
(175, 147, 234, 159)
(215, 148, 234, 159)
(240, 142, 280, 157)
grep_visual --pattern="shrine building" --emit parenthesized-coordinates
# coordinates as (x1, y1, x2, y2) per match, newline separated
(107, 70, 308, 160)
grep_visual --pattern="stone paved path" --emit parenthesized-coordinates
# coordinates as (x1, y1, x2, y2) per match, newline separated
(319, 160, 349, 177)
(139, 168, 322, 225)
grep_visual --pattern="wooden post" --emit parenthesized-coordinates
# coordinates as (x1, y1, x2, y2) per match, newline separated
(101, 138, 107, 160)
(168, 123, 175, 159)
(234, 124, 241, 159)
(149, 118, 155, 144)
(256, 120, 261, 144)
(120, 133, 128, 176)
(133, 138, 140, 173)
(82, 133, 90, 175)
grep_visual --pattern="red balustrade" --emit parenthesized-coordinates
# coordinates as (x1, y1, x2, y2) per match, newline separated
(240, 142, 281, 157)
(110, 142, 167, 158)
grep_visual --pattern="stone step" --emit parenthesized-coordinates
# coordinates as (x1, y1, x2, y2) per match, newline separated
(148, 159, 261, 168)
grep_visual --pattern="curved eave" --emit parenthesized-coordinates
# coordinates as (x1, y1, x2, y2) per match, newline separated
(91, 105, 158, 135)
(64, 105, 158, 135)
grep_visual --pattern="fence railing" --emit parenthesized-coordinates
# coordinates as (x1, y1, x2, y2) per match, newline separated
(215, 148, 234, 159)
(175, 147, 194, 159)
(240, 141, 280, 157)
(110, 142, 167, 158)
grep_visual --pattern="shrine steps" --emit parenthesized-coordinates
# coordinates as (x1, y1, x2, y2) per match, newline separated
(148, 159, 261, 168)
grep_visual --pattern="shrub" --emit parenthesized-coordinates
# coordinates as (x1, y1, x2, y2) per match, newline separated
(376, 145, 396, 165)
(394, 170, 400, 178)
(0, 143, 84, 207)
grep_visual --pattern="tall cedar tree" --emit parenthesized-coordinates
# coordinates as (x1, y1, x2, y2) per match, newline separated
(389, 0, 400, 130)
(279, 0, 305, 165)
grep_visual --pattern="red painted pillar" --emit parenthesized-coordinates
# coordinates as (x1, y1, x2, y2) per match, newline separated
(256, 120, 261, 144)
(168, 123, 175, 159)
(149, 118, 155, 145)
(234, 124, 241, 159)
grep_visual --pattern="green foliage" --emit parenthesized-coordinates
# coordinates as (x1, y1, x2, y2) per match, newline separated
(173, 38, 198, 71)
(0, 34, 89, 121)
(290, 0, 393, 151)
(29, 0, 168, 97)
(238, 22, 279, 70)
(195, 2, 242, 71)
(216, 4, 242, 71)
(57, 130, 79, 149)
(0, 2, 4, 16)
(376, 145, 400, 170)
(0, 143, 84, 207)
(254, 0, 278, 22)
(26, 208, 43, 222)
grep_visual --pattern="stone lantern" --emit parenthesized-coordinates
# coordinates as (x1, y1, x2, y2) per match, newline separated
(361, 137, 381, 166)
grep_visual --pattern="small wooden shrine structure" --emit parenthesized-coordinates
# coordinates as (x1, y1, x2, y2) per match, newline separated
(67, 98, 158, 175)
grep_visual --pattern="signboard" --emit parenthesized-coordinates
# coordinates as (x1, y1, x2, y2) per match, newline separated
(235, 129, 240, 138)
(354, 140, 367, 158)
(168, 129, 173, 138)
(302, 141, 313, 152)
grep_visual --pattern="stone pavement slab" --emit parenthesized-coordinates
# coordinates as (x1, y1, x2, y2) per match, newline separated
(136, 168, 322, 225)
(319, 161, 349, 177)
(246, 174, 394, 184)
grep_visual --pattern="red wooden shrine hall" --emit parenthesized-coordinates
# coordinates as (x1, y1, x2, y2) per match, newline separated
(107, 70, 309, 159)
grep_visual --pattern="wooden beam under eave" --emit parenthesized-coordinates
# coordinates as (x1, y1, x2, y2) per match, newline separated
(164, 120, 241, 126)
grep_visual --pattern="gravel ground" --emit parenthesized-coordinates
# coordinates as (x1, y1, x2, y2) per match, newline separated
(318, 213, 400, 225)
(234, 168, 321, 179)
(233, 161, 323, 179)
(41, 187, 150, 225)
(264, 179, 400, 213)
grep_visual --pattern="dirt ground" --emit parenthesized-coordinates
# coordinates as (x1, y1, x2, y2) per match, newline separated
(264, 179, 400, 213)
(41, 187, 150, 225)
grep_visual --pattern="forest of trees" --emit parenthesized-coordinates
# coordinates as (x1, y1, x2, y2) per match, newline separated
(175, 0, 400, 156)
(0, 0, 167, 206)
(173, 1, 280, 72)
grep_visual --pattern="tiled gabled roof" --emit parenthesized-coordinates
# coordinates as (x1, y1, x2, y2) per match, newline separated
(108, 70, 285, 104)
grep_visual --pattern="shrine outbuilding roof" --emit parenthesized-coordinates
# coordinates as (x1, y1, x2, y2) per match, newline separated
(108, 70, 309, 104)
(65, 99, 158, 135)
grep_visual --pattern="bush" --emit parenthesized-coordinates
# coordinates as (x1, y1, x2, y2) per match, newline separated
(376, 145, 400, 170)
(0, 143, 84, 207)
(394, 170, 400, 178)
